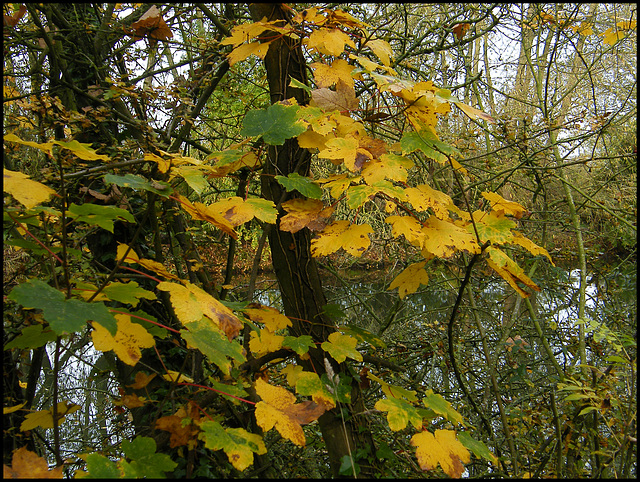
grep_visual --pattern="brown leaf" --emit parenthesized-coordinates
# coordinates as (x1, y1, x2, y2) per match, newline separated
(130, 6, 173, 42)
(3, 447, 63, 479)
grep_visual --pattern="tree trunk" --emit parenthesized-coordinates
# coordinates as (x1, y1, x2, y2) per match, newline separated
(248, 4, 378, 477)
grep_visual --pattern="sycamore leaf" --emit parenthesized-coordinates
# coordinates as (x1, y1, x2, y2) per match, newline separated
(452, 22, 471, 40)
(162, 370, 194, 384)
(511, 231, 555, 266)
(375, 397, 423, 431)
(104, 173, 172, 197)
(120, 436, 178, 478)
(243, 304, 292, 331)
(386, 215, 425, 247)
(388, 261, 429, 299)
(310, 80, 359, 112)
(400, 129, 461, 165)
(311, 220, 373, 258)
(117, 243, 182, 281)
(481, 191, 527, 218)
(249, 328, 285, 357)
(282, 335, 315, 356)
(67, 203, 135, 233)
(422, 216, 481, 258)
(346, 181, 405, 209)
(405, 184, 453, 220)
(4, 168, 56, 209)
(318, 136, 361, 171)
(155, 408, 201, 449)
(173, 166, 208, 196)
(311, 58, 355, 88)
(254, 378, 326, 446)
(457, 431, 498, 466)
(367, 372, 417, 401)
(2, 446, 64, 479)
(102, 281, 156, 305)
(471, 210, 515, 245)
(228, 40, 273, 66)
(305, 28, 355, 56)
(321, 332, 362, 363)
(339, 324, 386, 349)
(282, 364, 306, 387)
(199, 421, 267, 471)
(423, 390, 464, 425)
(240, 103, 306, 145)
(280, 198, 334, 233)
(127, 372, 157, 390)
(485, 246, 540, 297)
(316, 173, 354, 199)
(365, 38, 394, 66)
(3, 325, 57, 350)
(292, 371, 336, 409)
(362, 154, 413, 184)
(275, 172, 323, 199)
(180, 318, 245, 375)
(176, 195, 237, 239)
(20, 401, 81, 431)
(53, 139, 110, 161)
(91, 314, 155, 366)
(210, 196, 277, 226)
(129, 5, 173, 41)
(411, 429, 471, 478)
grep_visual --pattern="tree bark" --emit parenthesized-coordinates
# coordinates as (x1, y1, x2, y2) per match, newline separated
(248, 4, 378, 477)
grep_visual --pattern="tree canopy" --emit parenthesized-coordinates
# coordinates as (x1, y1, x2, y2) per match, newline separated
(3, 3, 636, 478)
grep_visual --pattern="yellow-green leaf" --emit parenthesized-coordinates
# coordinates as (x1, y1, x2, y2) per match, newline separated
(375, 397, 423, 431)
(4, 168, 56, 209)
(321, 332, 362, 363)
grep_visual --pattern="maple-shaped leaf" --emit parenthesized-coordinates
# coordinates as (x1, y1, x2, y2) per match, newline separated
(316, 173, 355, 199)
(91, 314, 155, 366)
(206, 149, 261, 178)
(485, 246, 540, 297)
(211, 196, 277, 226)
(20, 401, 81, 431)
(510, 231, 555, 265)
(173, 166, 209, 196)
(157, 280, 243, 339)
(114, 393, 148, 409)
(3, 324, 57, 350)
(117, 243, 182, 281)
(67, 203, 135, 233)
(423, 389, 464, 425)
(362, 154, 413, 184)
(471, 210, 515, 245)
(311, 220, 373, 258)
(179, 318, 245, 374)
(388, 261, 429, 299)
(129, 5, 173, 41)
(339, 324, 387, 349)
(228, 40, 273, 66)
(400, 129, 461, 165)
(4, 133, 110, 161)
(280, 198, 334, 233)
(321, 332, 362, 363)
(457, 431, 499, 467)
(119, 436, 178, 478)
(162, 370, 194, 384)
(176, 195, 237, 239)
(367, 372, 418, 401)
(127, 372, 157, 390)
(249, 328, 285, 357)
(155, 403, 202, 449)
(452, 22, 471, 40)
(8, 278, 117, 335)
(275, 172, 323, 199)
(375, 397, 423, 431)
(350, 53, 397, 75)
(481, 191, 527, 218)
(282, 335, 316, 355)
(4, 168, 56, 209)
(318, 135, 362, 171)
(305, 28, 355, 56)
(3, 5, 27, 29)
(421, 216, 481, 258)
(365, 38, 394, 66)
(405, 184, 453, 219)
(199, 420, 267, 471)
(292, 370, 336, 409)
(101, 281, 156, 306)
(240, 103, 306, 145)
(346, 181, 405, 210)
(411, 429, 470, 477)
(3, 446, 64, 479)
(243, 304, 292, 331)
(386, 215, 425, 247)
(281, 364, 306, 387)
(310, 80, 359, 113)
(104, 173, 172, 197)
(311, 58, 355, 88)
(254, 378, 326, 446)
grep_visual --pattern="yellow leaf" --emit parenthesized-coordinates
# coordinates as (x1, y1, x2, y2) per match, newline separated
(311, 220, 373, 257)
(421, 217, 480, 258)
(177, 194, 238, 239)
(243, 304, 292, 331)
(228, 40, 273, 66)
(127, 372, 157, 389)
(162, 370, 194, 384)
(311, 58, 355, 89)
(254, 379, 327, 446)
(386, 215, 425, 247)
(405, 184, 453, 220)
(411, 429, 471, 478)
(3, 402, 26, 415)
(388, 262, 429, 299)
(281, 364, 305, 387)
(481, 191, 527, 218)
(4, 169, 56, 209)
(321, 332, 362, 363)
(249, 328, 285, 357)
(311, 80, 359, 113)
(91, 314, 155, 366)
(365, 38, 394, 66)
(362, 154, 413, 184)
(210, 196, 277, 226)
(305, 28, 355, 56)
(315, 173, 355, 199)
(485, 246, 540, 297)
(116, 242, 184, 281)
(511, 231, 555, 266)
(2, 446, 64, 478)
(280, 198, 334, 233)
(20, 402, 81, 431)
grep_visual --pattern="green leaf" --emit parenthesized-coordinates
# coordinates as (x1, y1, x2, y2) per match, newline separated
(8, 279, 118, 335)
(423, 389, 465, 425)
(578, 406, 599, 416)
(321, 332, 363, 363)
(294, 371, 336, 407)
(54, 139, 110, 161)
(457, 431, 498, 466)
(4, 325, 57, 350)
(275, 173, 323, 199)
(68, 203, 135, 233)
(104, 173, 172, 197)
(340, 324, 386, 349)
(282, 335, 315, 355)
(102, 281, 156, 305)
(84, 453, 122, 478)
(174, 166, 208, 196)
(400, 129, 460, 165)
(339, 455, 361, 476)
(121, 436, 177, 478)
(289, 77, 313, 93)
(180, 318, 245, 375)
(374, 397, 423, 431)
(199, 420, 266, 471)
(240, 103, 306, 145)
(208, 379, 250, 405)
